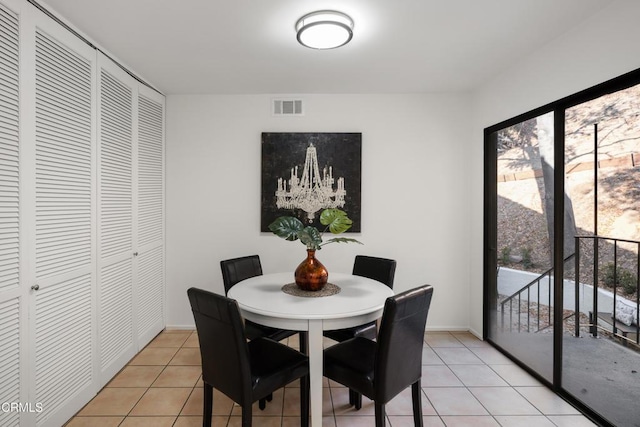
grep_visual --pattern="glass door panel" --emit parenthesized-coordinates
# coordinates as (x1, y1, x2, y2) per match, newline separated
(488, 112, 555, 383)
(562, 83, 640, 427)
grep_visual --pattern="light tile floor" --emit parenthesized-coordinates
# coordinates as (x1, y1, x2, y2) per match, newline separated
(65, 330, 598, 427)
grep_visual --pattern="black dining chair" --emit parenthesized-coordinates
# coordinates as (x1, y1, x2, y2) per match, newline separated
(188, 287, 310, 427)
(323, 285, 434, 426)
(220, 255, 307, 410)
(220, 255, 299, 343)
(323, 255, 397, 343)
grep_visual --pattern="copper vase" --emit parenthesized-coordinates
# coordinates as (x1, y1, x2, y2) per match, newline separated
(295, 249, 328, 291)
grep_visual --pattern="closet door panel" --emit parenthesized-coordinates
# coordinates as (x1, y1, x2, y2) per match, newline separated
(0, 298, 20, 427)
(33, 274, 92, 424)
(137, 245, 163, 343)
(99, 70, 133, 259)
(96, 56, 136, 384)
(136, 89, 164, 344)
(34, 29, 93, 280)
(0, 2, 21, 426)
(137, 92, 163, 248)
(0, 2, 19, 297)
(32, 16, 95, 426)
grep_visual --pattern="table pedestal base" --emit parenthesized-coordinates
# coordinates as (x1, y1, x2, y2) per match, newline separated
(307, 320, 324, 427)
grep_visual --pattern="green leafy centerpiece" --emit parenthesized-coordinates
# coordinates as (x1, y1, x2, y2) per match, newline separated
(269, 209, 362, 291)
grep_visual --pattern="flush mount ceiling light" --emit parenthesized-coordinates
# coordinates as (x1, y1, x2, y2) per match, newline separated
(295, 10, 354, 50)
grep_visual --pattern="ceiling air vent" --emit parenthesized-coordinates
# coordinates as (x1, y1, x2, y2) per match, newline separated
(273, 99, 304, 116)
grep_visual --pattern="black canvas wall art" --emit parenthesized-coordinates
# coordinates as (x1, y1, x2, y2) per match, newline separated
(261, 132, 362, 232)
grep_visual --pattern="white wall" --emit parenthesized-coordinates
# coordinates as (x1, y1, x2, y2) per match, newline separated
(468, 0, 640, 334)
(166, 93, 472, 329)
(166, 1, 640, 335)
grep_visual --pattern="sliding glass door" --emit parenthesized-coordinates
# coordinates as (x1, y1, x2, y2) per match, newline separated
(561, 83, 640, 427)
(484, 72, 640, 427)
(486, 113, 556, 384)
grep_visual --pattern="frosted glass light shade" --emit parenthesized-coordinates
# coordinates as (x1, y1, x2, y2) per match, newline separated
(296, 11, 354, 50)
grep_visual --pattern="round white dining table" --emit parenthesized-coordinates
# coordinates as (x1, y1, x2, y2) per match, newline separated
(227, 272, 394, 427)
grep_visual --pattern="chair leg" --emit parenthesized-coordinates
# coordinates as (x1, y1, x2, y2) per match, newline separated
(412, 380, 424, 426)
(203, 383, 213, 427)
(348, 389, 355, 406)
(300, 374, 310, 427)
(354, 391, 362, 410)
(242, 404, 252, 427)
(258, 392, 273, 410)
(374, 402, 386, 427)
(299, 331, 308, 354)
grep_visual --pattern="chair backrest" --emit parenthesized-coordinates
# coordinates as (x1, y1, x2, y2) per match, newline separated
(352, 255, 397, 289)
(187, 287, 252, 405)
(374, 285, 433, 403)
(220, 255, 263, 294)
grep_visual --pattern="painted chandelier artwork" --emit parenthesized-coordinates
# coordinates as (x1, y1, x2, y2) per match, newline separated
(275, 144, 346, 221)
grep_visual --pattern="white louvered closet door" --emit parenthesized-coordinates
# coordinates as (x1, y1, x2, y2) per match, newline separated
(30, 12, 96, 427)
(96, 54, 136, 386)
(136, 87, 165, 345)
(0, 1, 22, 427)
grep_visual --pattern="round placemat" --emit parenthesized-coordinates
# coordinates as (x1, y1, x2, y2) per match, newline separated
(282, 282, 341, 297)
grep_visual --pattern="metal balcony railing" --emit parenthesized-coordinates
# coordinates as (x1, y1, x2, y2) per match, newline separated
(500, 235, 640, 346)
(575, 235, 640, 346)
(500, 254, 574, 333)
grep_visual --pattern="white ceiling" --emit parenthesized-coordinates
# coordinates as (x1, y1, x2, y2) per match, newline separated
(41, 0, 613, 95)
